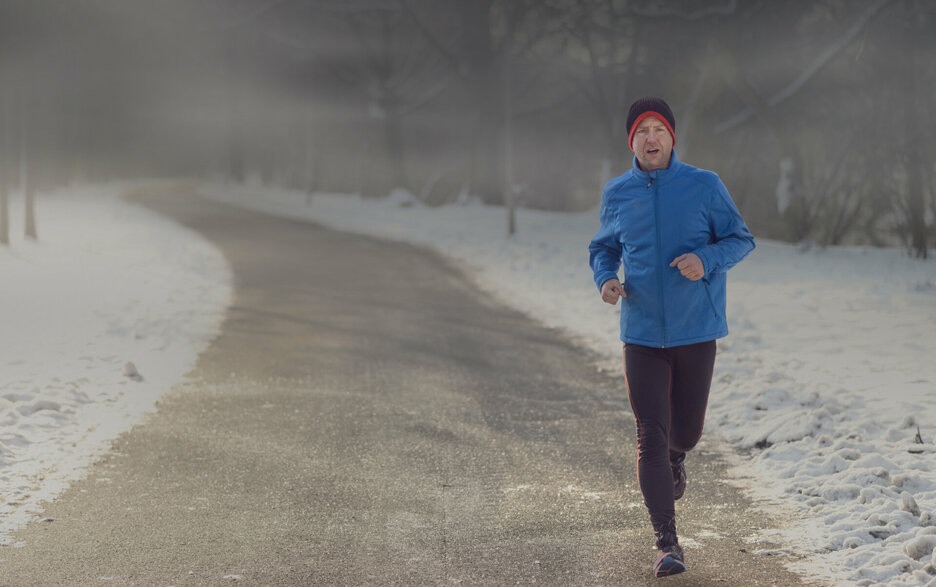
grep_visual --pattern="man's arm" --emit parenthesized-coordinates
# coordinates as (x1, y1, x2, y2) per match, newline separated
(691, 181, 755, 279)
(589, 200, 624, 292)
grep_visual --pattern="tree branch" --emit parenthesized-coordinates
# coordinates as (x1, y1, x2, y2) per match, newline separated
(398, 0, 465, 77)
(716, 0, 891, 133)
(617, 0, 739, 21)
(398, 71, 456, 116)
(309, 1, 399, 13)
(213, 0, 296, 32)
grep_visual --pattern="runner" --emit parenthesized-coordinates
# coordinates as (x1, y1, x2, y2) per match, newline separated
(588, 97, 755, 577)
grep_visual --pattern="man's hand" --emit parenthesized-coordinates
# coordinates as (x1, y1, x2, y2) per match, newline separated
(670, 253, 705, 281)
(600, 278, 626, 305)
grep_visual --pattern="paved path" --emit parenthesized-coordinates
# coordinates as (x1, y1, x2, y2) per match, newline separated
(0, 185, 807, 585)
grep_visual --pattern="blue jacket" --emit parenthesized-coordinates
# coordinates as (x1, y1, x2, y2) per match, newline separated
(589, 151, 755, 347)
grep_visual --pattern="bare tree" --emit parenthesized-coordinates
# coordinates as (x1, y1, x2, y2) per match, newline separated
(225, 33, 248, 184)
(404, 0, 555, 208)
(896, 1, 932, 258)
(849, 0, 934, 256)
(21, 76, 37, 241)
(712, 0, 892, 242)
(0, 74, 10, 246)
(715, 0, 891, 134)
(561, 0, 639, 166)
(344, 7, 418, 191)
(498, 1, 562, 234)
(798, 129, 875, 246)
(251, 1, 459, 197)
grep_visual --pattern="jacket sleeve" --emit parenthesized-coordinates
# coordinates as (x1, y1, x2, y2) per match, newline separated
(693, 179, 755, 278)
(588, 195, 623, 291)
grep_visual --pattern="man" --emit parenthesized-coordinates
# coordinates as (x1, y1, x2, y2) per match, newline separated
(588, 97, 755, 577)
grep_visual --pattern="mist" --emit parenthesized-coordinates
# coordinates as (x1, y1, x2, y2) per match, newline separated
(1, 0, 934, 254)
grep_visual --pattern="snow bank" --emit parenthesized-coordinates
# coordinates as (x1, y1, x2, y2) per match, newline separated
(714, 241, 936, 586)
(201, 181, 936, 586)
(0, 182, 232, 543)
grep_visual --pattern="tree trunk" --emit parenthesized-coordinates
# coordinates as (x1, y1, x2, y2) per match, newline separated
(503, 51, 515, 236)
(303, 109, 321, 202)
(228, 36, 246, 184)
(24, 156, 38, 241)
(382, 94, 408, 191)
(0, 186, 7, 245)
(903, 33, 927, 258)
(0, 169, 7, 245)
(715, 43, 807, 241)
(21, 92, 37, 241)
(458, 0, 503, 205)
(0, 91, 9, 245)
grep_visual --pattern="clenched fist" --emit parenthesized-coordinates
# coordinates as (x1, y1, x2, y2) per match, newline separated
(600, 278, 626, 305)
(670, 253, 705, 281)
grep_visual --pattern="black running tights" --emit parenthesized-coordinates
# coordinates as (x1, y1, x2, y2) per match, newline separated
(624, 340, 716, 531)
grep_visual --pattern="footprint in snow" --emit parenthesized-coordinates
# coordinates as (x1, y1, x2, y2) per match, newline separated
(123, 362, 144, 382)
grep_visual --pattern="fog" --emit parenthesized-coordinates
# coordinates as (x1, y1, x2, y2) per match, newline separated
(1, 0, 934, 254)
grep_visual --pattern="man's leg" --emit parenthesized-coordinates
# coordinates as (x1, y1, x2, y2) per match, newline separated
(623, 343, 675, 532)
(668, 340, 717, 493)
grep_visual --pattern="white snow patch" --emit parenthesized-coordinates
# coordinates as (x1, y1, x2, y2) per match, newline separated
(0, 181, 232, 543)
(200, 180, 936, 586)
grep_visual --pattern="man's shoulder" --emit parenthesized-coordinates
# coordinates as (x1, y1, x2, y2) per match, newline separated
(678, 161, 720, 183)
(677, 161, 724, 192)
(603, 170, 641, 197)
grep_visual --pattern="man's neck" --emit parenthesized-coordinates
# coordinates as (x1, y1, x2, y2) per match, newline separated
(637, 155, 672, 172)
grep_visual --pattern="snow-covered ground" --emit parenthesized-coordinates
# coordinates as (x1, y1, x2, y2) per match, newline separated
(202, 179, 936, 587)
(0, 182, 232, 544)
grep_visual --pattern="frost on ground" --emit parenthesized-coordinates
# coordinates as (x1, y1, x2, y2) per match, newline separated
(201, 180, 936, 587)
(0, 182, 232, 543)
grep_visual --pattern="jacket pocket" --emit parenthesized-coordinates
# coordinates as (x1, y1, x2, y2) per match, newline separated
(702, 281, 719, 319)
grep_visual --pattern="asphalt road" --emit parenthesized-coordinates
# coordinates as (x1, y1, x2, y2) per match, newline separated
(0, 185, 808, 585)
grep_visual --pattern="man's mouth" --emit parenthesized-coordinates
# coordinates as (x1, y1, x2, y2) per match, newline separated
(647, 148, 660, 156)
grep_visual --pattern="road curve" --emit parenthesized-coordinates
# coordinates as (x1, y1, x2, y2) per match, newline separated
(0, 185, 808, 585)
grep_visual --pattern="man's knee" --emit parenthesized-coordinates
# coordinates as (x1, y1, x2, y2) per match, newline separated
(637, 422, 669, 457)
(670, 431, 701, 453)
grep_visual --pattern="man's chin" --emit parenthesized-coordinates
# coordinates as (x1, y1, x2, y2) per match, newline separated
(646, 152, 671, 171)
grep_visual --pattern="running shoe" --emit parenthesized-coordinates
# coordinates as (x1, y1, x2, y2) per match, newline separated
(673, 462, 687, 501)
(654, 543, 687, 577)
(654, 525, 686, 577)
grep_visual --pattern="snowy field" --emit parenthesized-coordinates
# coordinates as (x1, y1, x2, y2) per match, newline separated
(202, 179, 936, 587)
(0, 183, 232, 544)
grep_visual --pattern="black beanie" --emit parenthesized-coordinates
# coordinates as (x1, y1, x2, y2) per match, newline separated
(626, 97, 676, 149)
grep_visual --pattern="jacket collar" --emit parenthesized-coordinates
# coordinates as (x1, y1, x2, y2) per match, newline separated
(632, 149, 681, 183)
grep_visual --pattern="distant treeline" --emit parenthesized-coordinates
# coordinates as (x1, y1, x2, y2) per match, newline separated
(0, 0, 934, 256)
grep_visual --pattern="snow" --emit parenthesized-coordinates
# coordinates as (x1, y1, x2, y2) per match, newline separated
(200, 180, 936, 587)
(0, 182, 232, 544)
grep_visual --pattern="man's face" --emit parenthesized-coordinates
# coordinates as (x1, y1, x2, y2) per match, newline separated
(631, 116, 673, 171)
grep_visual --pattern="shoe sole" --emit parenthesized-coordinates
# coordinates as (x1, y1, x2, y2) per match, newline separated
(654, 555, 687, 577)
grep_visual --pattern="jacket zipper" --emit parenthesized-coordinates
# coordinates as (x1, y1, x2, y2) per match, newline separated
(649, 176, 666, 347)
